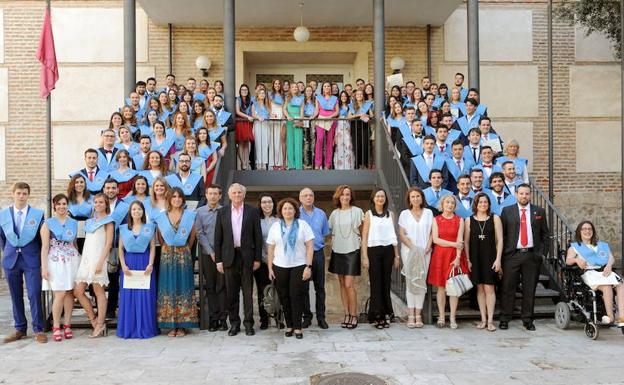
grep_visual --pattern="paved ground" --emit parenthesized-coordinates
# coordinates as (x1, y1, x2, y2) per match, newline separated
(2, 281, 624, 385)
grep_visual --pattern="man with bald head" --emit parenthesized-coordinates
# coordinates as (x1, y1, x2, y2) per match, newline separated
(298, 187, 330, 329)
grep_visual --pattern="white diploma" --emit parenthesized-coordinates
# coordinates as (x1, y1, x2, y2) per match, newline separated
(123, 270, 151, 290)
(77, 221, 86, 238)
(386, 73, 404, 89)
(484, 139, 502, 153)
(186, 200, 199, 212)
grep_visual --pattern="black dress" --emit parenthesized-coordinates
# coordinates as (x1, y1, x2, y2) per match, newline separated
(468, 216, 498, 285)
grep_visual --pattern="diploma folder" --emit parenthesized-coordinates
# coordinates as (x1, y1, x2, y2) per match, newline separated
(123, 270, 151, 289)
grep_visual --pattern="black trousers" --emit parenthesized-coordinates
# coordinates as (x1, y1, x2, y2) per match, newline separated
(368, 245, 395, 321)
(302, 249, 327, 322)
(500, 250, 541, 323)
(253, 262, 270, 323)
(273, 264, 306, 330)
(350, 120, 370, 168)
(106, 248, 119, 317)
(201, 253, 227, 322)
(224, 250, 255, 329)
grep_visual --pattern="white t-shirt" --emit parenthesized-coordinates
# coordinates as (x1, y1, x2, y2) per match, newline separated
(266, 219, 315, 268)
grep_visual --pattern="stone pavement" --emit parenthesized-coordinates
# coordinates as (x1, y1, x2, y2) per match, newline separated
(1, 281, 624, 385)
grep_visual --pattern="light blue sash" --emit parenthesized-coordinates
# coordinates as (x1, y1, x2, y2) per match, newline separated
(423, 188, 452, 208)
(120, 223, 155, 253)
(69, 197, 93, 219)
(0, 207, 44, 247)
(109, 168, 138, 183)
(412, 155, 445, 183)
(386, 116, 405, 128)
(455, 196, 474, 219)
(97, 149, 119, 172)
(209, 126, 226, 142)
(115, 142, 140, 158)
(303, 102, 316, 117)
(317, 95, 338, 111)
(397, 121, 422, 156)
(289, 95, 304, 107)
(46, 217, 78, 242)
(255, 104, 270, 119)
(475, 104, 487, 117)
(215, 110, 231, 127)
(156, 210, 196, 246)
(110, 199, 130, 227)
(152, 135, 175, 156)
(270, 93, 284, 105)
(199, 143, 219, 159)
(572, 241, 611, 267)
(165, 173, 202, 196)
(139, 124, 153, 137)
(84, 215, 114, 233)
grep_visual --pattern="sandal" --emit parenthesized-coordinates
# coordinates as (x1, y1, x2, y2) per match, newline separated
(341, 315, 350, 328)
(450, 319, 458, 330)
(176, 328, 187, 337)
(346, 315, 358, 329)
(167, 329, 178, 337)
(475, 321, 486, 330)
(436, 318, 446, 328)
(414, 315, 424, 329)
(487, 323, 497, 332)
(63, 324, 73, 339)
(382, 320, 390, 328)
(406, 316, 416, 329)
(375, 321, 384, 330)
(52, 326, 62, 342)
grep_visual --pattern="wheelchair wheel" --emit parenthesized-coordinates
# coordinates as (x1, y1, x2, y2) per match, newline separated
(554, 302, 571, 329)
(584, 322, 599, 340)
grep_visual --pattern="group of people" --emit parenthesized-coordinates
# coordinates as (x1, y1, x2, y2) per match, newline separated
(2, 73, 623, 344)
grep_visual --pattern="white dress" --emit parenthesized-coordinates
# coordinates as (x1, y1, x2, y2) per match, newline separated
(75, 225, 109, 286)
(398, 208, 433, 308)
(42, 237, 81, 291)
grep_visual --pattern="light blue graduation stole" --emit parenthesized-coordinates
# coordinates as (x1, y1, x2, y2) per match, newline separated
(456, 116, 473, 136)
(46, 217, 78, 242)
(198, 142, 219, 159)
(139, 124, 153, 137)
(488, 191, 517, 216)
(194, 93, 206, 102)
(69, 197, 93, 219)
(572, 241, 611, 267)
(124, 195, 150, 208)
(238, 96, 252, 115)
(192, 118, 204, 133)
(317, 95, 338, 111)
(386, 116, 406, 128)
(0, 207, 44, 247)
(165, 173, 202, 196)
(255, 104, 270, 119)
(455, 195, 474, 219)
(109, 168, 138, 183)
(496, 157, 528, 178)
(209, 126, 226, 142)
(138, 170, 162, 186)
(459, 87, 468, 102)
(473, 163, 502, 188)
(119, 223, 155, 253)
(69, 169, 109, 192)
(132, 153, 147, 171)
(449, 102, 463, 120)
(475, 104, 487, 117)
(447, 129, 461, 144)
(270, 92, 284, 105)
(289, 95, 304, 107)
(423, 187, 452, 208)
(97, 149, 119, 172)
(363, 100, 374, 112)
(339, 105, 349, 118)
(398, 122, 423, 157)
(115, 142, 140, 158)
(110, 199, 130, 228)
(151, 132, 176, 156)
(432, 97, 445, 110)
(411, 155, 445, 183)
(156, 210, 197, 246)
(433, 143, 452, 159)
(215, 109, 231, 127)
(402, 100, 415, 109)
(128, 125, 139, 135)
(420, 115, 428, 127)
(174, 131, 186, 152)
(303, 101, 315, 117)
(445, 157, 474, 181)
(84, 215, 114, 233)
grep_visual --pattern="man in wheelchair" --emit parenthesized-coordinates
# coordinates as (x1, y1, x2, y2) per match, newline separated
(565, 220, 624, 326)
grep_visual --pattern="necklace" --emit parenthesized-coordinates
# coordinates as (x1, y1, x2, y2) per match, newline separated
(337, 207, 355, 239)
(476, 216, 489, 240)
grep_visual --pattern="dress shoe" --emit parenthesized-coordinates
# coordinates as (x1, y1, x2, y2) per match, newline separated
(219, 320, 229, 332)
(3, 330, 26, 344)
(259, 320, 269, 330)
(245, 327, 255, 336)
(499, 321, 509, 330)
(523, 322, 536, 331)
(302, 318, 312, 329)
(318, 319, 329, 329)
(284, 330, 294, 337)
(228, 327, 240, 336)
(208, 321, 219, 332)
(294, 332, 303, 339)
(34, 333, 48, 343)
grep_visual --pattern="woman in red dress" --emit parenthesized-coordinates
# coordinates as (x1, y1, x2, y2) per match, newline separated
(427, 195, 470, 330)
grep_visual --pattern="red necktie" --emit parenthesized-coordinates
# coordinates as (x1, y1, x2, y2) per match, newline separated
(456, 160, 461, 169)
(439, 145, 445, 152)
(88, 171, 94, 182)
(520, 208, 528, 247)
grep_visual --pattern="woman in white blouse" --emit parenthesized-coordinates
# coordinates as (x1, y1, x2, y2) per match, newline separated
(267, 197, 314, 339)
(361, 188, 399, 329)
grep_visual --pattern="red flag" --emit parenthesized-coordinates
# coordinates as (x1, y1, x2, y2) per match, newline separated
(36, 8, 58, 99)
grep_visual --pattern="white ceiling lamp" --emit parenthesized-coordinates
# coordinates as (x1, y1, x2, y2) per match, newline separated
(293, 2, 310, 43)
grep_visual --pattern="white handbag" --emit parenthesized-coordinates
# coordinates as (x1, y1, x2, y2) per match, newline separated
(445, 267, 473, 297)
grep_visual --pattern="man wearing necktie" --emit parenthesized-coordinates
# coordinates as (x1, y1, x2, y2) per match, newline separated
(499, 184, 549, 331)
(98, 129, 119, 172)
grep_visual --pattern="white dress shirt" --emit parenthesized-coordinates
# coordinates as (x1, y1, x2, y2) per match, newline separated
(516, 203, 534, 248)
(12, 205, 28, 234)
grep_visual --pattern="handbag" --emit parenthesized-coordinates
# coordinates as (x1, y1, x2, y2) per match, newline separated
(445, 266, 473, 297)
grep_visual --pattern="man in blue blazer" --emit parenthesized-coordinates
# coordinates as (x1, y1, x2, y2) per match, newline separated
(0, 182, 46, 343)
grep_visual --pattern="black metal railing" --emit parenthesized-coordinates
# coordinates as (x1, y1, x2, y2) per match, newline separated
(529, 177, 575, 292)
(236, 118, 373, 171)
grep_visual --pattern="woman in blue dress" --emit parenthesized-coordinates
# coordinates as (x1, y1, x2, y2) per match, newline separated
(117, 200, 158, 339)
(156, 187, 198, 337)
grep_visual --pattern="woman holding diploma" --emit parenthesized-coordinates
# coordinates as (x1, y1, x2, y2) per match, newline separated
(74, 193, 114, 338)
(117, 201, 158, 339)
(156, 187, 198, 337)
(41, 194, 81, 342)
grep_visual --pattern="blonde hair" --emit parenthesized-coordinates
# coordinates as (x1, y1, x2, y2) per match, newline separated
(437, 194, 457, 213)
(503, 139, 520, 157)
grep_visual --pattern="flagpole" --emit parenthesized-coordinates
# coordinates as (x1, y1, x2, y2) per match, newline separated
(45, 0, 52, 217)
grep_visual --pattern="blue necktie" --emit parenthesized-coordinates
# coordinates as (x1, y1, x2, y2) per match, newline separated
(15, 210, 23, 236)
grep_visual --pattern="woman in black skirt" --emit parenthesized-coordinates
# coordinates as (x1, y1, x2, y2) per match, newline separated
(463, 193, 503, 332)
(328, 185, 364, 329)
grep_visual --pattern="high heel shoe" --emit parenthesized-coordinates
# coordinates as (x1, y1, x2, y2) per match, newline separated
(89, 323, 108, 338)
(341, 314, 350, 328)
(63, 324, 73, 339)
(346, 315, 358, 329)
(52, 327, 62, 342)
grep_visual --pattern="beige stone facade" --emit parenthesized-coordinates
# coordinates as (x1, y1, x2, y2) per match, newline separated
(0, 0, 621, 252)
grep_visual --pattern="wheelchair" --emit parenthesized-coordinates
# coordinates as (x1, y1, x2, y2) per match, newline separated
(553, 248, 624, 340)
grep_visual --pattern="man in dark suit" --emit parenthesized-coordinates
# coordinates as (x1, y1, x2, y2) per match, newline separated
(214, 183, 263, 336)
(499, 184, 549, 331)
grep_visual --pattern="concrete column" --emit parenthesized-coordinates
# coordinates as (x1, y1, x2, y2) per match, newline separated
(467, 0, 480, 90)
(373, 0, 385, 171)
(123, 0, 136, 96)
(222, 0, 236, 186)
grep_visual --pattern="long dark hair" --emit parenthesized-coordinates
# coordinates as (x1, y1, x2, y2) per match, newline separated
(574, 220, 598, 246)
(369, 187, 389, 218)
(258, 193, 277, 218)
(238, 83, 251, 110)
(127, 201, 147, 228)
